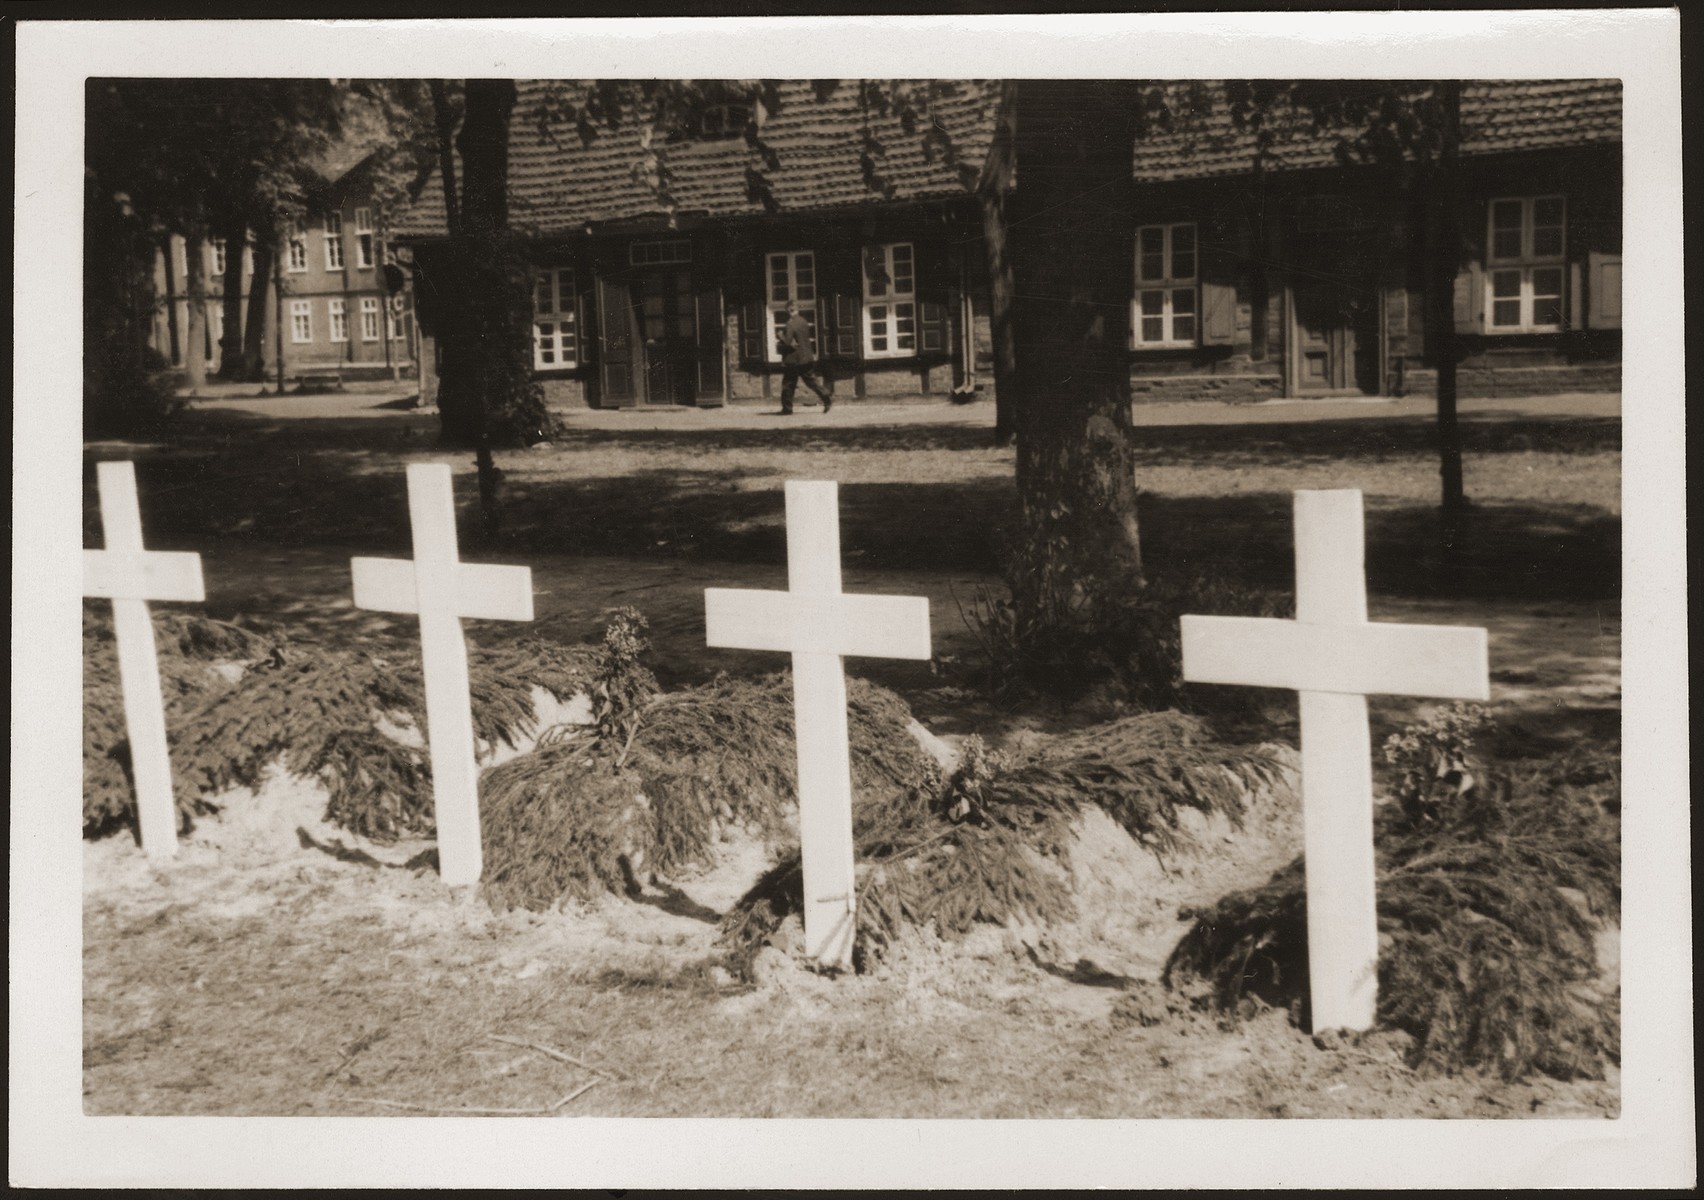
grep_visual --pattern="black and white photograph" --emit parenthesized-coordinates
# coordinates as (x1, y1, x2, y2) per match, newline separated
(12, 11, 1691, 1191)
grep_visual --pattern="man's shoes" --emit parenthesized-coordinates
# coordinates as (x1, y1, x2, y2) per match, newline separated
(780, 407, 794, 415)
(821, 397, 833, 413)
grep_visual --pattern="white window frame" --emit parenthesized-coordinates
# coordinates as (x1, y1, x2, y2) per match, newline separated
(1131, 222, 1199, 349)
(531, 267, 578, 370)
(286, 219, 309, 273)
(354, 207, 375, 270)
(360, 296, 382, 342)
(173, 239, 187, 283)
(328, 298, 348, 344)
(1485, 195, 1567, 333)
(208, 303, 224, 357)
(388, 294, 406, 341)
(764, 250, 817, 364)
(211, 238, 228, 278)
(324, 211, 345, 270)
(861, 242, 918, 359)
(289, 299, 312, 343)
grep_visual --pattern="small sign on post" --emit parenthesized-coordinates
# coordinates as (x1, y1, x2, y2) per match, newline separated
(705, 481, 932, 970)
(1180, 489, 1490, 1033)
(83, 461, 206, 861)
(351, 463, 534, 888)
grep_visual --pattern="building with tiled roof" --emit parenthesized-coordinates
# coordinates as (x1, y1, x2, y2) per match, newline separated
(397, 78, 1621, 410)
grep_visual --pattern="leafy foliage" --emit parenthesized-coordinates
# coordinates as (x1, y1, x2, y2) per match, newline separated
(1165, 711, 1620, 1082)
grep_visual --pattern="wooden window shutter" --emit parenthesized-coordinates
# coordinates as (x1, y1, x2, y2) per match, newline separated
(1201, 280, 1236, 345)
(738, 299, 765, 366)
(829, 293, 860, 359)
(919, 300, 949, 354)
(1586, 251, 1621, 329)
(695, 287, 726, 401)
(1452, 261, 1484, 335)
(918, 238, 950, 356)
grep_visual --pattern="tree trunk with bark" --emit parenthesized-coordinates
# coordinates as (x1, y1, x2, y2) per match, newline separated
(1007, 80, 1146, 604)
(980, 81, 1020, 448)
(215, 209, 248, 379)
(183, 228, 208, 394)
(242, 239, 273, 381)
(1430, 81, 1467, 517)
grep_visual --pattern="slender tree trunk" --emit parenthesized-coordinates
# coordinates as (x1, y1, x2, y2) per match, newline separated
(981, 81, 1020, 448)
(1432, 81, 1467, 516)
(274, 242, 286, 395)
(216, 210, 247, 379)
(1008, 80, 1145, 612)
(161, 234, 181, 366)
(183, 228, 208, 394)
(242, 239, 273, 381)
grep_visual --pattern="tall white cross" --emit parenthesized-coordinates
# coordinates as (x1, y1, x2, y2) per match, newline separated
(83, 461, 206, 861)
(705, 481, 932, 970)
(351, 463, 534, 888)
(1180, 489, 1490, 1033)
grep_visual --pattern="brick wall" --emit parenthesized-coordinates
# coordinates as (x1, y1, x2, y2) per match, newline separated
(1399, 363, 1620, 399)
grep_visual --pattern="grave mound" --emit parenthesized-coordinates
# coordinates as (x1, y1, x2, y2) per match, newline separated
(719, 712, 1295, 977)
(80, 606, 600, 842)
(1165, 739, 1621, 1083)
(477, 672, 936, 912)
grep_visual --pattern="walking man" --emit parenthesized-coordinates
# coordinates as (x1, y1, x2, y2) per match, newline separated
(778, 300, 833, 414)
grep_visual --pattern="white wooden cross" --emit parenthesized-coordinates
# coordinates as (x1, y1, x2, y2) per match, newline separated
(705, 481, 932, 970)
(351, 463, 534, 888)
(83, 461, 206, 861)
(1180, 489, 1489, 1033)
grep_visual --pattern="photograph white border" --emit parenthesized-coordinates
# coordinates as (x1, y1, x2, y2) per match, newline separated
(12, 10, 1690, 1189)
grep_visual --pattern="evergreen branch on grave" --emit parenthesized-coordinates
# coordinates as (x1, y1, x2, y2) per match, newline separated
(82, 603, 602, 845)
(1163, 711, 1621, 1083)
(82, 607, 254, 838)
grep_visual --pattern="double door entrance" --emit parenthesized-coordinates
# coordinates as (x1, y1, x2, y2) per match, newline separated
(597, 267, 722, 407)
(1289, 280, 1381, 396)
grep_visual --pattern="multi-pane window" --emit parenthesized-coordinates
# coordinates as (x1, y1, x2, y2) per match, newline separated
(289, 299, 312, 343)
(328, 298, 349, 343)
(629, 239, 691, 266)
(354, 207, 375, 270)
(862, 242, 917, 358)
(360, 296, 381, 342)
(211, 238, 228, 277)
(765, 251, 817, 363)
(324, 211, 345, 270)
(1486, 196, 1566, 332)
(287, 219, 308, 272)
(531, 268, 578, 369)
(1132, 223, 1198, 348)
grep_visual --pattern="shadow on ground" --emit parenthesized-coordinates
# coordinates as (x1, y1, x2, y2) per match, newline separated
(87, 408, 1620, 604)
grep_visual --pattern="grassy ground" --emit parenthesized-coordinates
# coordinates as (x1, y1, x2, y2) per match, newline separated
(80, 393, 1621, 1120)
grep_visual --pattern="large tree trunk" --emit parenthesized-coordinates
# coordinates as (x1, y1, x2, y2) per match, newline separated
(83, 179, 163, 433)
(980, 80, 1020, 448)
(1007, 80, 1145, 611)
(434, 78, 526, 542)
(183, 228, 208, 394)
(242, 239, 273, 381)
(215, 210, 248, 379)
